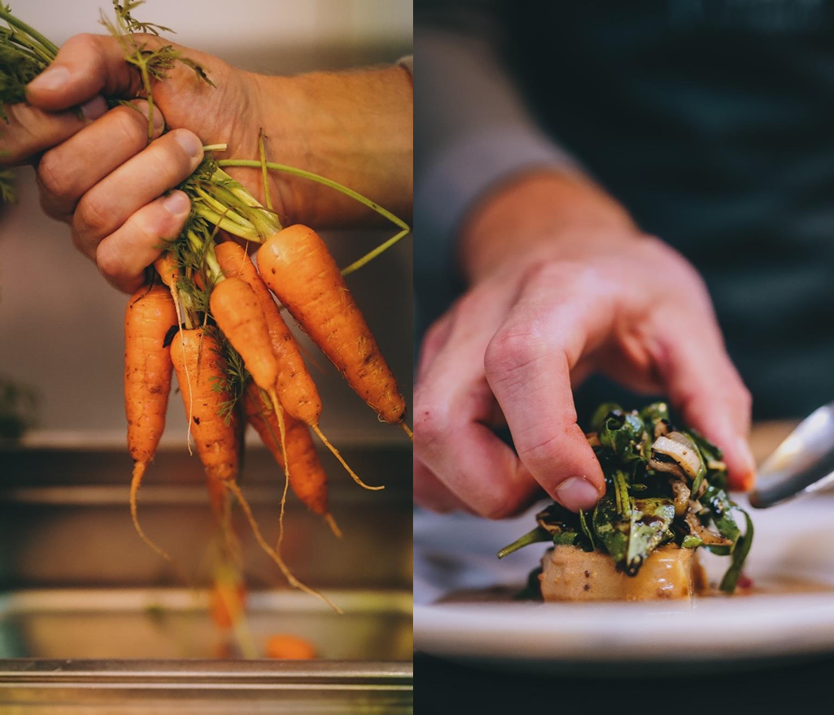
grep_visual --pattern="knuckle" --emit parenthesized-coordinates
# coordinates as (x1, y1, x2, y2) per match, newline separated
(152, 140, 190, 185)
(64, 33, 106, 67)
(422, 316, 448, 350)
(477, 489, 522, 520)
(38, 150, 74, 200)
(112, 105, 148, 147)
(95, 240, 127, 280)
(517, 430, 561, 466)
(484, 325, 544, 382)
(74, 192, 111, 238)
(525, 258, 588, 288)
(68, 33, 100, 52)
(452, 290, 485, 323)
(413, 390, 449, 452)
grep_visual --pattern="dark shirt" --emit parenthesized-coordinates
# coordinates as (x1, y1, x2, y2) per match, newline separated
(416, 0, 834, 421)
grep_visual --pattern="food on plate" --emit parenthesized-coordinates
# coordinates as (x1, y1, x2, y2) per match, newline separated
(499, 402, 754, 601)
(541, 544, 705, 602)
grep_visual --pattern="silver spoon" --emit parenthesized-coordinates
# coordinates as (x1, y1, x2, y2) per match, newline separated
(749, 400, 834, 509)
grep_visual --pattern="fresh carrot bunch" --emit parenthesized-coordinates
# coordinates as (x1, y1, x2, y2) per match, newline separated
(2, 2, 412, 619)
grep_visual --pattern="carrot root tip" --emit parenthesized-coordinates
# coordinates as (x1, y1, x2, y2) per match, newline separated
(324, 513, 343, 539)
(312, 424, 384, 491)
(225, 480, 343, 614)
(130, 461, 173, 563)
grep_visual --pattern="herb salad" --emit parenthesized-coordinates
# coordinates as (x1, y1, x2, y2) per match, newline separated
(498, 403, 754, 594)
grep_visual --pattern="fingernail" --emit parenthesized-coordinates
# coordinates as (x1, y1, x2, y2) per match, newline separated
(174, 130, 203, 159)
(80, 96, 107, 121)
(555, 476, 600, 512)
(163, 191, 190, 217)
(135, 100, 165, 134)
(736, 436, 756, 491)
(28, 66, 70, 93)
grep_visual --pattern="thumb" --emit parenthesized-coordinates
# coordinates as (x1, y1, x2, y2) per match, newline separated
(26, 33, 146, 111)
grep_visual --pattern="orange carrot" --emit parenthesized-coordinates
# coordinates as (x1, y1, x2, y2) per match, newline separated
(170, 329, 240, 485)
(210, 580, 247, 631)
(154, 252, 180, 290)
(265, 634, 317, 660)
(243, 381, 336, 526)
(257, 225, 406, 425)
(125, 284, 177, 559)
(171, 331, 339, 612)
(209, 276, 278, 394)
(215, 241, 322, 425)
(212, 243, 376, 493)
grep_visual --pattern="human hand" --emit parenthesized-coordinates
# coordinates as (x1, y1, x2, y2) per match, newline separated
(413, 172, 754, 518)
(0, 33, 257, 291)
(1, 33, 412, 291)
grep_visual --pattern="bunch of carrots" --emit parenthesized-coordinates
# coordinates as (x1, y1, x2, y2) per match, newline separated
(2, 1, 411, 616)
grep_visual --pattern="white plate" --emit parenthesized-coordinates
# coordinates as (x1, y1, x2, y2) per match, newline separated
(414, 496, 834, 670)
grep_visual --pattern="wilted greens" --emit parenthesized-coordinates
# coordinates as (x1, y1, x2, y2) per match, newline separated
(498, 402, 753, 594)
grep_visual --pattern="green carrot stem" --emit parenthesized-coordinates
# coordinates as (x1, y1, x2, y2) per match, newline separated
(216, 160, 409, 231)
(193, 186, 253, 229)
(192, 205, 262, 241)
(340, 227, 411, 278)
(209, 170, 281, 236)
(204, 243, 225, 286)
(7, 27, 54, 64)
(185, 229, 223, 286)
(0, 6, 59, 57)
(258, 129, 274, 212)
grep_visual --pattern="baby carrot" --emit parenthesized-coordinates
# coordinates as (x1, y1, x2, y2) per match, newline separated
(257, 225, 406, 425)
(125, 284, 177, 559)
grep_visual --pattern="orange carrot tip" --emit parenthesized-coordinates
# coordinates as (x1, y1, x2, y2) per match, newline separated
(224, 480, 343, 614)
(311, 424, 383, 491)
(124, 285, 176, 562)
(324, 513, 343, 540)
(130, 461, 173, 563)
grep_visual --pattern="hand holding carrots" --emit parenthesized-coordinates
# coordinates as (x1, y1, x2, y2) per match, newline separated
(414, 171, 755, 518)
(0, 32, 412, 292)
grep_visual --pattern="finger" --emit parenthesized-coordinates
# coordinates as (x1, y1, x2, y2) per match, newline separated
(414, 283, 541, 519)
(72, 129, 204, 257)
(654, 316, 755, 491)
(26, 34, 145, 111)
(416, 312, 454, 384)
(484, 263, 608, 512)
(38, 100, 166, 219)
(413, 457, 471, 513)
(95, 191, 191, 293)
(0, 98, 107, 166)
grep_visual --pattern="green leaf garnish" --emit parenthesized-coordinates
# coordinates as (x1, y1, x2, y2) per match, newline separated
(499, 401, 753, 594)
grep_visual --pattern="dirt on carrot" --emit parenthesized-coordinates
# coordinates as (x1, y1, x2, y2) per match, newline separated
(125, 284, 177, 560)
(257, 225, 406, 425)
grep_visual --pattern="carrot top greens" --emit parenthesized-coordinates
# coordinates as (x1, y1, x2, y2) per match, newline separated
(498, 403, 754, 594)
